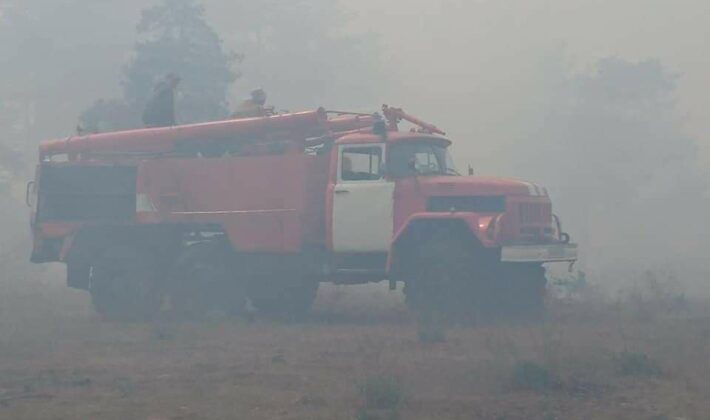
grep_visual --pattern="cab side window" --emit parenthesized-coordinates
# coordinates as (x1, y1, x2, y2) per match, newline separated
(341, 146, 383, 181)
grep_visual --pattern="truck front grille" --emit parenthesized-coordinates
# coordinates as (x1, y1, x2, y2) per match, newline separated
(427, 196, 505, 213)
(518, 202, 552, 225)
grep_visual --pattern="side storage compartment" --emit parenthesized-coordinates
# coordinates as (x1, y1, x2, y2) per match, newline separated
(37, 164, 137, 222)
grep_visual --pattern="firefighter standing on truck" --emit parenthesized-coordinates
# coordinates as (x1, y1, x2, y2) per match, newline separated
(142, 73, 181, 128)
(232, 88, 269, 118)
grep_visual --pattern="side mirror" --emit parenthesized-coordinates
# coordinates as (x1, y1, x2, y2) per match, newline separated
(26, 181, 36, 208)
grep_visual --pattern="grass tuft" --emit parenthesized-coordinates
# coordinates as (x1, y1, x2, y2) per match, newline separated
(511, 361, 559, 391)
(359, 375, 402, 410)
(612, 351, 661, 376)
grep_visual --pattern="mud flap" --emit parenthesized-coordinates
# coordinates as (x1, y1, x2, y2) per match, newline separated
(67, 262, 90, 290)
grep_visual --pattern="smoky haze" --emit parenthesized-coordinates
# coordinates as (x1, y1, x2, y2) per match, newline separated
(4, 3, 710, 418)
(346, 0, 710, 294)
(2, 0, 710, 294)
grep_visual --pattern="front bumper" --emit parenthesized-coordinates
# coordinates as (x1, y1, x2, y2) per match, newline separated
(500, 243, 578, 263)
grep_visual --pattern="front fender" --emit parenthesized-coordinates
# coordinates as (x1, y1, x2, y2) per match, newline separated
(387, 212, 498, 273)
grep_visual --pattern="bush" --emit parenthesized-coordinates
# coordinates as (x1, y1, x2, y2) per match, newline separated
(612, 351, 661, 376)
(551, 270, 588, 299)
(511, 361, 559, 391)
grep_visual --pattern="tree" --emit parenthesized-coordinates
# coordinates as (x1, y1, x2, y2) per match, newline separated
(533, 58, 690, 202)
(79, 99, 138, 133)
(124, 0, 238, 123)
(81, 0, 238, 131)
(0, 0, 149, 175)
(214, 0, 382, 109)
(517, 57, 710, 270)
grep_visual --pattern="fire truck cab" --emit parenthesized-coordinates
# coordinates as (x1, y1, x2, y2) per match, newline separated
(28, 106, 576, 321)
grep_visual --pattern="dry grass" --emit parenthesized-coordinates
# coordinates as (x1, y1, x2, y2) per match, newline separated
(0, 273, 709, 419)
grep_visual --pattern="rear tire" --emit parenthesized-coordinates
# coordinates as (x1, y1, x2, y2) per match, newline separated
(169, 241, 246, 320)
(90, 248, 162, 322)
(247, 275, 319, 319)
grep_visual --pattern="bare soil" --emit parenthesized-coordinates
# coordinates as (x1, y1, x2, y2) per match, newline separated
(0, 275, 708, 420)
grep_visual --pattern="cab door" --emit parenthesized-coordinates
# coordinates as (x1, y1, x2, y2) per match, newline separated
(332, 144, 394, 252)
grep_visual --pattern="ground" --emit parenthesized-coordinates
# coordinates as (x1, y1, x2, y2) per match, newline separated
(0, 273, 708, 420)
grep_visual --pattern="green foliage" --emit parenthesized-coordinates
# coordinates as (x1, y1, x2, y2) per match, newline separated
(79, 99, 139, 134)
(80, 0, 238, 131)
(615, 270, 690, 322)
(124, 0, 238, 123)
(551, 270, 588, 298)
(1, 1, 152, 148)
(511, 361, 559, 391)
(359, 375, 402, 410)
(528, 57, 694, 202)
(516, 56, 710, 270)
(612, 351, 661, 376)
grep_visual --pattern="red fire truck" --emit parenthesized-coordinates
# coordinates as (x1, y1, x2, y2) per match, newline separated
(28, 106, 577, 320)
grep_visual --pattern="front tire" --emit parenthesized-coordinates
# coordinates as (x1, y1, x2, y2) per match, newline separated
(403, 234, 483, 322)
(497, 262, 547, 321)
(403, 234, 547, 323)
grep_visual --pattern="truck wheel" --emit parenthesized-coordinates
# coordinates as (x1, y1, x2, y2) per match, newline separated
(403, 234, 548, 323)
(497, 263, 547, 321)
(247, 275, 319, 319)
(169, 241, 245, 320)
(403, 235, 485, 322)
(90, 249, 162, 322)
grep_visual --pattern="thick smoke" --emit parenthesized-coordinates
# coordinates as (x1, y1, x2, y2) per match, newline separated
(347, 0, 710, 294)
(2, 0, 710, 294)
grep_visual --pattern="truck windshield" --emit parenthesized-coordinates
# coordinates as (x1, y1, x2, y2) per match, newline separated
(388, 142, 459, 177)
